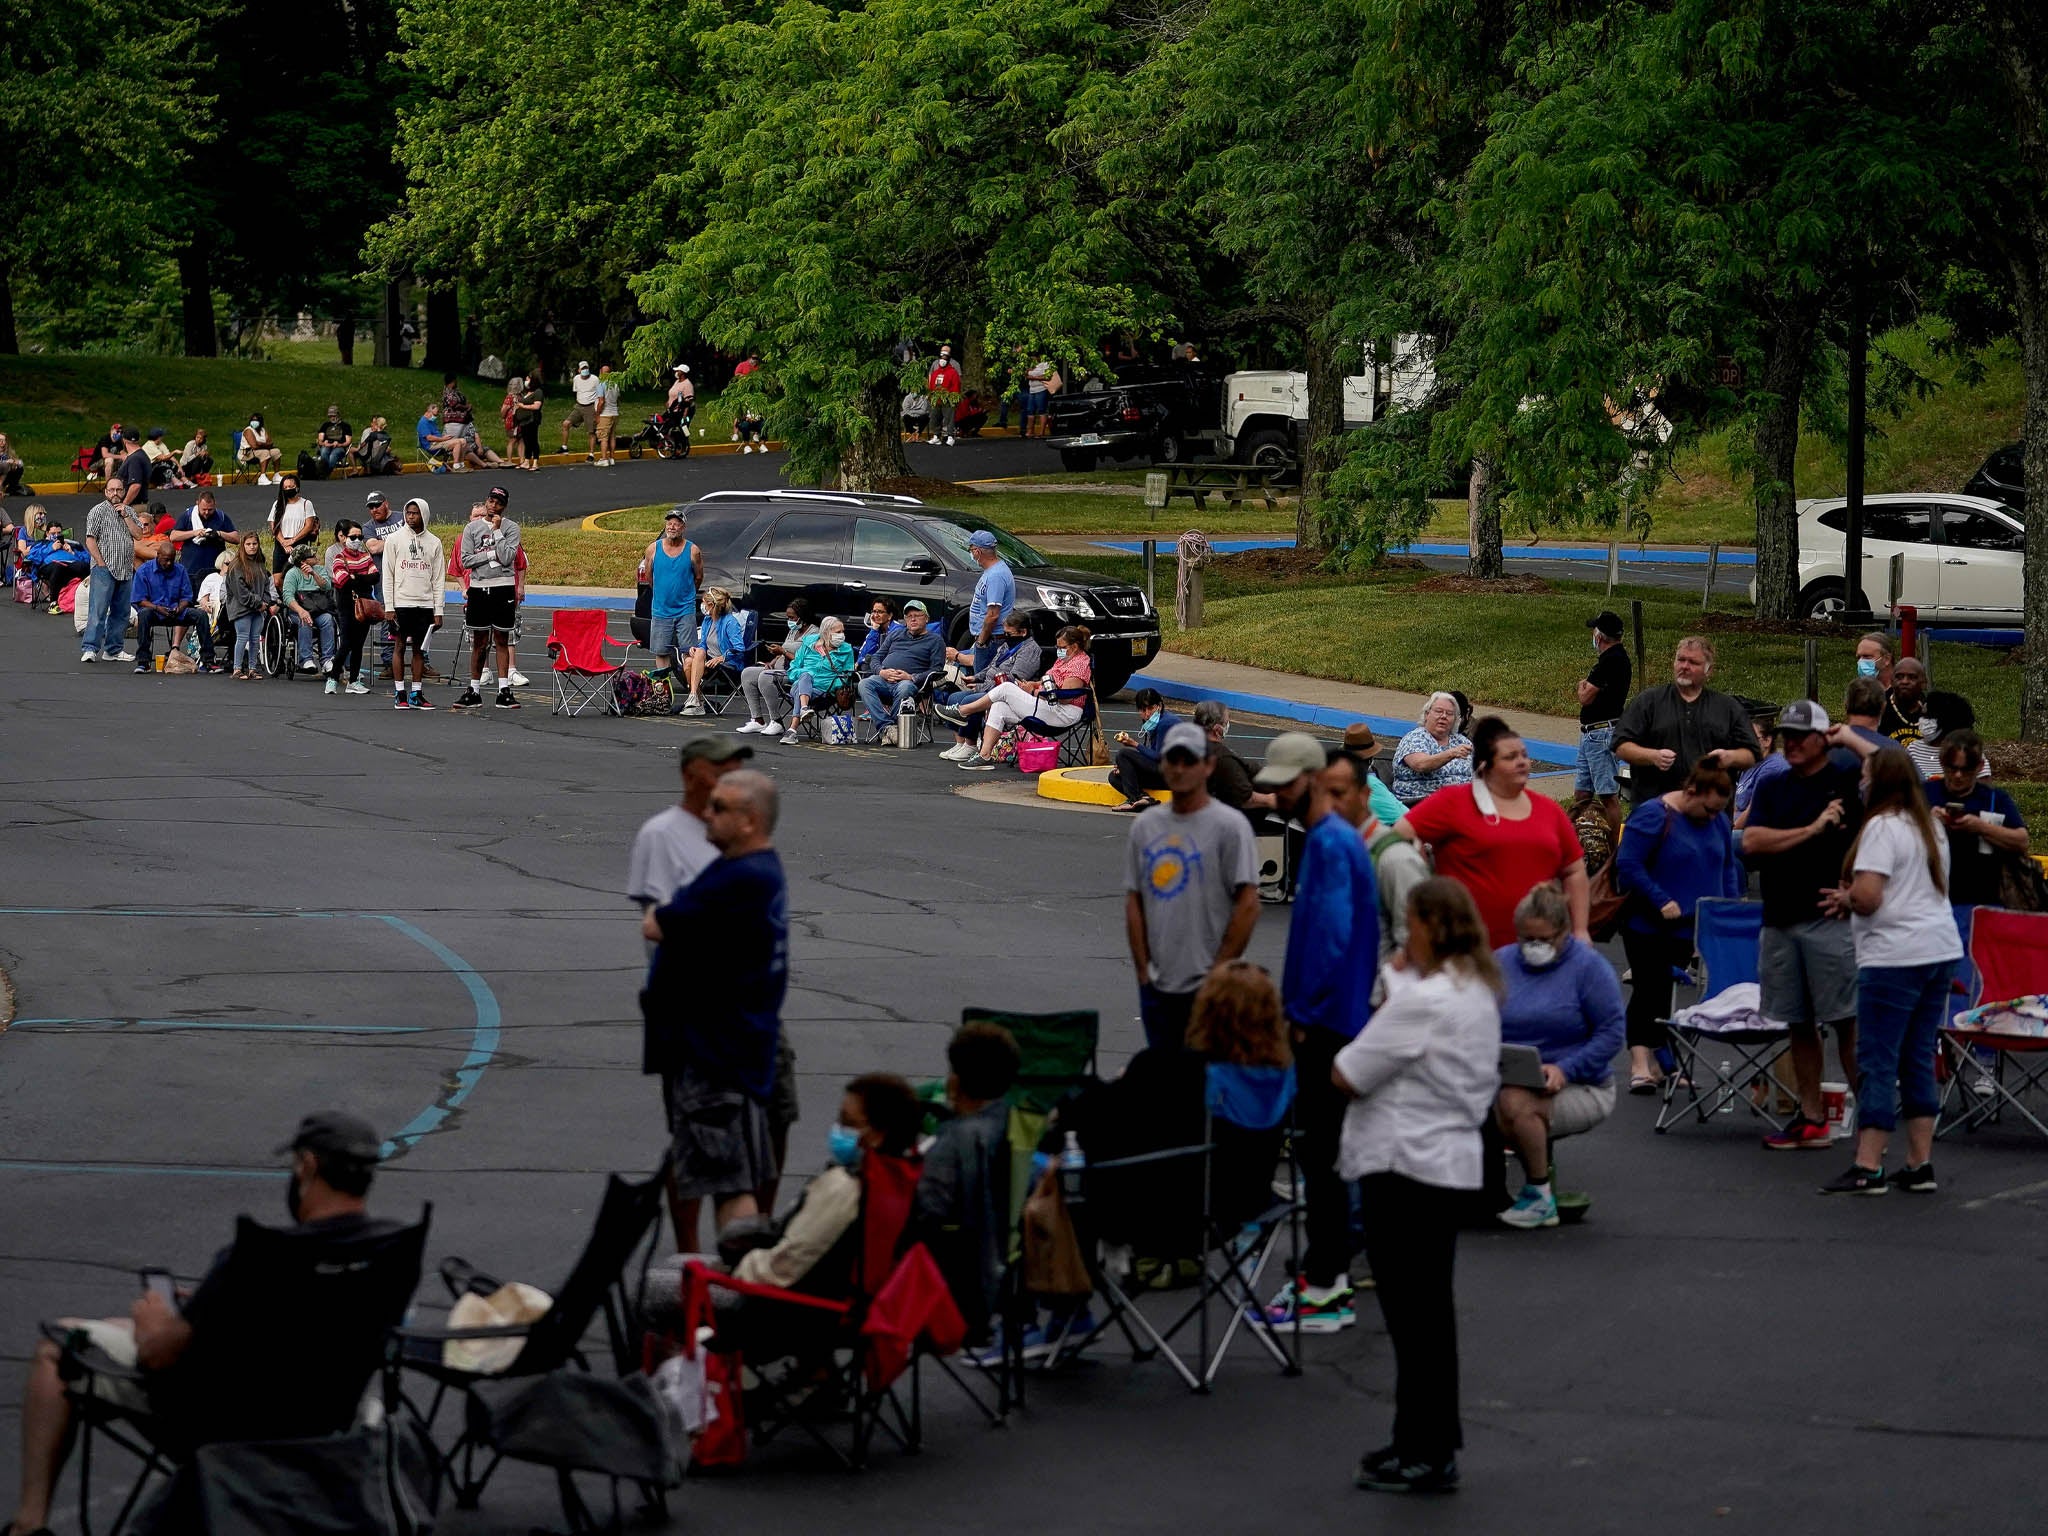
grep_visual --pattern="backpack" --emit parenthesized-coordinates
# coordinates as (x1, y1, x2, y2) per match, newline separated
(612, 670, 654, 717)
(295, 449, 329, 481)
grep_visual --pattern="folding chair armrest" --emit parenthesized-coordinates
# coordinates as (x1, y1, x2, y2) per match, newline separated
(387, 1320, 537, 1344)
(39, 1322, 147, 1386)
(1083, 1142, 1215, 1174)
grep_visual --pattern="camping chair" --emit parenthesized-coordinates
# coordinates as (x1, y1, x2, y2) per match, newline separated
(1014, 684, 1100, 768)
(693, 609, 758, 716)
(1653, 899, 1792, 1133)
(1938, 908, 2048, 1141)
(684, 1151, 966, 1470)
(854, 666, 943, 745)
(48, 1210, 430, 1536)
(547, 608, 633, 716)
(1061, 1062, 1303, 1393)
(387, 1165, 666, 1513)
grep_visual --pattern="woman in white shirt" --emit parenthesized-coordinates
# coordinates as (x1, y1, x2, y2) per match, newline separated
(1332, 876, 1501, 1495)
(1818, 748, 1963, 1196)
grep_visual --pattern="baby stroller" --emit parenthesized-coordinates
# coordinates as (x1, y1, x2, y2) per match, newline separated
(626, 402, 693, 460)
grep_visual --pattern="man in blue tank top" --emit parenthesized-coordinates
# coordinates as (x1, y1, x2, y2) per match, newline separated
(643, 507, 702, 690)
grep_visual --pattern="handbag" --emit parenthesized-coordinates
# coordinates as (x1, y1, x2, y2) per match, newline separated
(352, 593, 388, 625)
(1021, 1165, 1093, 1296)
(1588, 807, 1673, 941)
(1998, 853, 2048, 913)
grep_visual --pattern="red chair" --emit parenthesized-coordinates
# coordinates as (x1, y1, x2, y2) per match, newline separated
(546, 608, 633, 717)
(1938, 908, 2048, 1140)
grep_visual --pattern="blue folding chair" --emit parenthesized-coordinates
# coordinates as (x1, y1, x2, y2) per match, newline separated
(1654, 899, 1794, 1133)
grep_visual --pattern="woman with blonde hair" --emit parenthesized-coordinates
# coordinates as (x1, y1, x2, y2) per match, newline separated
(1816, 748, 1963, 1196)
(1334, 877, 1502, 1494)
(682, 584, 747, 713)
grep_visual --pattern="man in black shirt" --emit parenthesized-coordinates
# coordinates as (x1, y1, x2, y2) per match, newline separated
(7, 1113, 394, 1536)
(1194, 700, 1274, 823)
(1878, 656, 1928, 746)
(1612, 634, 1755, 809)
(116, 428, 154, 514)
(1573, 609, 1633, 831)
(315, 405, 355, 474)
(1740, 699, 1863, 1150)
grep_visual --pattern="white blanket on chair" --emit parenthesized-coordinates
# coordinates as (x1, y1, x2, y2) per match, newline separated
(1671, 983, 1786, 1035)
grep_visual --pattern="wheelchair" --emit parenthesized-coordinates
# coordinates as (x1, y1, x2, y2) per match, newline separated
(258, 608, 313, 679)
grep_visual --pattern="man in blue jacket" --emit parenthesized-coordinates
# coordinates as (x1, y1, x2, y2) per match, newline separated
(1109, 688, 1185, 813)
(855, 599, 945, 726)
(1255, 734, 1379, 1334)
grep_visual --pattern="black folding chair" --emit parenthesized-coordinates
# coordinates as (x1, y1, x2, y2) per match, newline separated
(387, 1166, 666, 1514)
(49, 1209, 431, 1536)
(1014, 684, 1100, 768)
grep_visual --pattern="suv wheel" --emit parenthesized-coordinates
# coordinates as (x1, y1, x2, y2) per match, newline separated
(1059, 448, 1099, 473)
(1797, 578, 1867, 622)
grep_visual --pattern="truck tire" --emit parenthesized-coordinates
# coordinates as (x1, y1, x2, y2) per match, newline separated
(1059, 448, 1099, 473)
(1155, 435, 1184, 465)
(1237, 429, 1293, 472)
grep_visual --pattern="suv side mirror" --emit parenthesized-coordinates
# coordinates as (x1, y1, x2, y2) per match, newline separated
(900, 555, 941, 577)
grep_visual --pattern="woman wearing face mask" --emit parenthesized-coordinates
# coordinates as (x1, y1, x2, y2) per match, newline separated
(1905, 690, 1987, 782)
(225, 532, 277, 679)
(1615, 760, 1743, 1092)
(781, 614, 856, 744)
(1492, 883, 1626, 1229)
(266, 474, 317, 576)
(328, 519, 381, 695)
(737, 598, 817, 734)
(238, 413, 282, 484)
(952, 625, 1092, 770)
(681, 586, 747, 713)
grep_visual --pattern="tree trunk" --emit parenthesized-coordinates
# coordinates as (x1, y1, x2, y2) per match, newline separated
(1298, 324, 1344, 551)
(336, 315, 356, 366)
(962, 323, 988, 396)
(378, 281, 402, 367)
(0, 267, 16, 355)
(177, 247, 216, 357)
(424, 288, 459, 374)
(837, 378, 912, 490)
(1467, 453, 1504, 579)
(1749, 308, 1817, 623)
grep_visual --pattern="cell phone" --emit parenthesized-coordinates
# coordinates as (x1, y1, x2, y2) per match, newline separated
(139, 1268, 179, 1310)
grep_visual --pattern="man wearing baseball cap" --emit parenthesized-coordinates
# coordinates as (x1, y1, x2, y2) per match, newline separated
(855, 598, 944, 728)
(1123, 720, 1260, 1054)
(629, 735, 755, 922)
(3, 1114, 401, 1536)
(1741, 698, 1864, 1149)
(455, 488, 522, 709)
(963, 528, 1014, 677)
(1252, 731, 1379, 1336)
(641, 508, 702, 701)
(1574, 610, 1633, 833)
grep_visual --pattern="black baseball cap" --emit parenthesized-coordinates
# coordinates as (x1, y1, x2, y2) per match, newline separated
(679, 737, 753, 765)
(1587, 610, 1623, 639)
(274, 1111, 381, 1163)
(486, 485, 510, 503)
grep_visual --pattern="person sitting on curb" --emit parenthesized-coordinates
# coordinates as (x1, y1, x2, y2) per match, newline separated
(1108, 688, 1185, 813)
(131, 541, 219, 673)
(1492, 882, 1625, 1229)
(854, 599, 944, 730)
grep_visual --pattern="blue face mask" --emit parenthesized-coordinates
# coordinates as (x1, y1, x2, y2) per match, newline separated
(1056, 647, 1069, 660)
(1855, 657, 1878, 678)
(826, 1124, 862, 1168)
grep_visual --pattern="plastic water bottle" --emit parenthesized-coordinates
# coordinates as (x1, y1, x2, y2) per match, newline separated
(1717, 1059, 1734, 1112)
(1061, 1131, 1086, 1173)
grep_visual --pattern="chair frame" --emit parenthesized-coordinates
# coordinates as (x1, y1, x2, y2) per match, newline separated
(1013, 684, 1099, 768)
(1653, 899, 1794, 1134)
(1937, 908, 2048, 1140)
(546, 609, 634, 717)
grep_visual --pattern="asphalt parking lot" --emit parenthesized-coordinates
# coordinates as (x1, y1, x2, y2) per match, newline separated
(4, 595, 2048, 1536)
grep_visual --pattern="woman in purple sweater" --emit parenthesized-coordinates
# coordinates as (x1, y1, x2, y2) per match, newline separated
(1616, 761, 1744, 1093)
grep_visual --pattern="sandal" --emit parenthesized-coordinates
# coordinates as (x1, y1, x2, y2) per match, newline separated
(1628, 1074, 1658, 1095)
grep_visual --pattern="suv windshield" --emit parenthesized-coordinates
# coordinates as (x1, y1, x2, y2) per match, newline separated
(916, 514, 1053, 570)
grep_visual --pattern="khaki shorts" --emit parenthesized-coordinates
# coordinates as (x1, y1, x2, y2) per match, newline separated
(562, 403, 596, 432)
(1548, 1080, 1616, 1140)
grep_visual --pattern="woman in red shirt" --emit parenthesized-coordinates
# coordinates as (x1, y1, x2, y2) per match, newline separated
(1398, 717, 1590, 949)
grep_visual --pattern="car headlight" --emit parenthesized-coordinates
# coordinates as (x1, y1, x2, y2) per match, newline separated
(1035, 584, 1096, 616)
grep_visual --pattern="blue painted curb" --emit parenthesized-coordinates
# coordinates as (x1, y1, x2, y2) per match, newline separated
(1091, 537, 1757, 567)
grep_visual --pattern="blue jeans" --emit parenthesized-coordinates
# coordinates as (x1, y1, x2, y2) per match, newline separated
(232, 612, 263, 671)
(935, 684, 992, 741)
(318, 444, 350, 471)
(858, 674, 918, 724)
(297, 611, 337, 668)
(1855, 961, 1955, 1132)
(1138, 984, 1196, 1052)
(136, 606, 213, 665)
(1574, 726, 1619, 798)
(84, 567, 132, 656)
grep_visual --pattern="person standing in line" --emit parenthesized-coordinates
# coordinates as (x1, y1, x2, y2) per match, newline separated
(1611, 635, 1756, 809)
(381, 498, 444, 710)
(1335, 878, 1501, 1495)
(82, 479, 148, 664)
(962, 529, 1014, 676)
(1877, 655, 1928, 745)
(641, 770, 791, 1252)
(224, 531, 276, 679)
(1573, 610, 1632, 834)
(1254, 734, 1379, 1336)
(595, 365, 622, 466)
(642, 508, 702, 698)
(1739, 699, 1864, 1151)
(1924, 730, 2031, 908)
(1817, 749, 1962, 1195)
(926, 345, 963, 445)
(266, 475, 319, 576)
(454, 488, 523, 711)
(1123, 723, 1261, 1051)
(629, 736, 756, 932)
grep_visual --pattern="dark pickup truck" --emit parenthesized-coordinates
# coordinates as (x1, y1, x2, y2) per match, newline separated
(1044, 366, 1221, 473)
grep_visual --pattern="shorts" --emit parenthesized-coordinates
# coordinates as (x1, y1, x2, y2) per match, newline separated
(1574, 727, 1620, 798)
(393, 607, 437, 645)
(66, 1318, 153, 1413)
(1548, 1080, 1617, 1140)
(563, 403, 596, 432)
(649, 613, 689, 663)
(465, 586, 517, 634)
(1759, 918, 1858, 1029)
(664, 1067, 779, 1200)
(768, 1032, 799, 1143)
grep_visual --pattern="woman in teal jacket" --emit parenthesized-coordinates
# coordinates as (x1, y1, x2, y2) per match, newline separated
(783, 615, 856, 743)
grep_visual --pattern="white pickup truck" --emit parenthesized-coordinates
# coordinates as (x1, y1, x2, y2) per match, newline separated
(1218, 336, 1435, 468)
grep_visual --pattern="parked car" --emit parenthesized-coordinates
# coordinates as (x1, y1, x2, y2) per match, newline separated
(1044, 365, 1221, 473)
(1962, 443, 2026, 513)
(1778, 492, 2024, 623)
(632, 489, 1162, 694)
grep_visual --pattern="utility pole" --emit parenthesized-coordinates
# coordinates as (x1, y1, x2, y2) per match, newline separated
(1843, 281, 1867, 619)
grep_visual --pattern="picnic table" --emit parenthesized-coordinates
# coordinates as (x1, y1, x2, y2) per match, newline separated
(1143, 464, 1283, 514)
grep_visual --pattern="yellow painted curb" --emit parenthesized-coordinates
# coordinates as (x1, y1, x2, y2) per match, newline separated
(581, 508, 655, 533)
(1036, 766, 1170, 807)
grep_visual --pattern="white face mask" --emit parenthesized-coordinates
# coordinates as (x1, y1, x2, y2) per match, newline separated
(1917, 717, 1940, 742)
(1520, 940, 1560, 969)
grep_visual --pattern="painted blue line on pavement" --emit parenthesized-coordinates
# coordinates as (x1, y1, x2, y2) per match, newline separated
(0, 1161, 278, 1179)
(1091, 537, 1757, 566)
(1125, 674, 1579, 767)
(10, 1018, 422, 1034)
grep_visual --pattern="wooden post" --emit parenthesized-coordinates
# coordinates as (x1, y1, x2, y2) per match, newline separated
(1178, 568, 1205, 631)
(1917, 627, 1932, 686)
(1607, 541, 1621, 597)
(1630, 599, 1645, 677)
(1804, 638, 1820, 704)
(1702, 541, 1720, 613)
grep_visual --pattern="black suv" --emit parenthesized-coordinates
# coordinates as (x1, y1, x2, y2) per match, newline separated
(1962, 443, 2026, 513)
(635, 489, 1163, 695)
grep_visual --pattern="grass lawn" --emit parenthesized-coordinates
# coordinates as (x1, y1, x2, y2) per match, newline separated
(596, 492, 1309, 540)
(0, 353, 717, 478)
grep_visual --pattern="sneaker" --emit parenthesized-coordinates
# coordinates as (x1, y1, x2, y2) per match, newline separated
(80, 651, 97, 663)
(394, 692, 411, 709)
(1256, 1277, 1355, 1334)
(111, 650, 135, 662)
(478, 668, 496, 689)
(958, 756, 998, 772)
(134, 662, 151, 673)
(1819, 1164, 1888, 1196)
(495, 689, 520, 710)
(1354, 1450, 1458, 1494)
(324, 678, 339, 695)
(1764, 1116, 1833, 1151)
(682, 696, 705, 715)
(735, 719, 765, 734)
(1497, 1184, 1560, 1229)
(410, 691, 434, 711)
(933, 701, 968, 726)
(1888, 1162, 1938, 1193)
(1025, 1309, 1099, 1364)
(780, 728, 802, 745)
(298, 660, 318, 674)
(455, 687, 482, 709)
(345, 681, 369, 695)
(507, 668, 530, 688)
(940, 742, 977, 761)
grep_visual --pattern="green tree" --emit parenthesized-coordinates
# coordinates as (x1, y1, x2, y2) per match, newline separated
(631, 0, 1166, 487)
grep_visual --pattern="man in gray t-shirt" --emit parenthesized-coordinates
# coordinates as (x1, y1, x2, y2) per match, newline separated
(1124, 722, 1260, 1051)
(82, 483, 145, 662)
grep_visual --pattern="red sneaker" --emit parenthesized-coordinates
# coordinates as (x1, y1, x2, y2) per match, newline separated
(1763, 1115, 1832, 1150)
